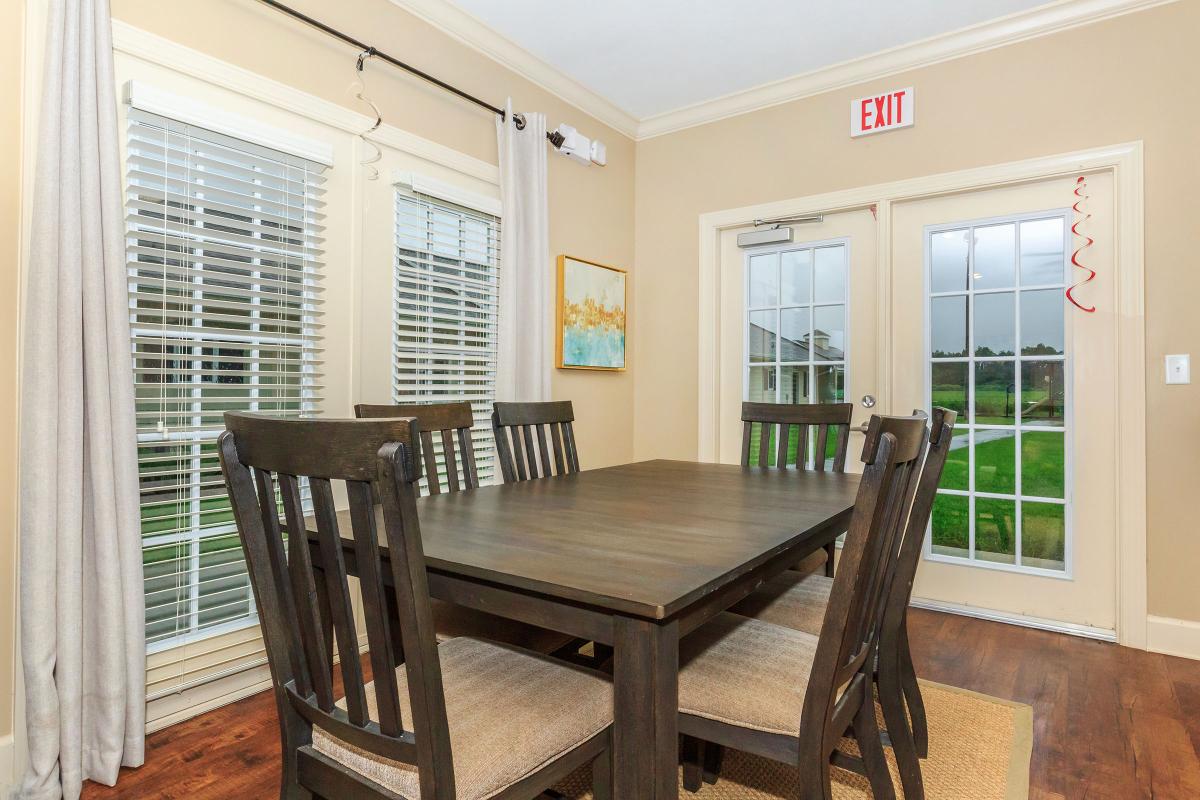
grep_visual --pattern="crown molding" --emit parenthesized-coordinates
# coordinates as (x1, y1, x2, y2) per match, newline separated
(110, 19, 499, 184)
(388, 0, 1175, 141)
(637, 0, 1177, 139)
(388, 0, 640, 140)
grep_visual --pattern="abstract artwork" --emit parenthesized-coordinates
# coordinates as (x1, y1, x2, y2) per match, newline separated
(556, 255, 627, 370)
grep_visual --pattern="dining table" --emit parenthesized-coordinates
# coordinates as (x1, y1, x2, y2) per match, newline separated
(306, 458, 860, 799)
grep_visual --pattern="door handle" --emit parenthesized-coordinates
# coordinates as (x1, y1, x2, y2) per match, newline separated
(861, 394, 876, 408)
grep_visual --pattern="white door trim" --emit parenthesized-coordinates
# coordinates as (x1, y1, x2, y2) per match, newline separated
(697, 142, 1147, 648)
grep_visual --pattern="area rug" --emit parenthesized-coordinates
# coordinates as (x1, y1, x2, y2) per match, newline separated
(555, 680, 1032, 799)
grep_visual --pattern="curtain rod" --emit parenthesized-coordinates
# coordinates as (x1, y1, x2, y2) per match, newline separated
(256, 0, 564, 146)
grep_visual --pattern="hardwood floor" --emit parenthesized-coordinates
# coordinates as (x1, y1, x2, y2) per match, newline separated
(81, 609, 1200, 799)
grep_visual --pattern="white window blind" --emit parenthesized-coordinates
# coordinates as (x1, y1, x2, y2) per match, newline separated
(394, 189, 500, 489)
(125, 107, 325, 701)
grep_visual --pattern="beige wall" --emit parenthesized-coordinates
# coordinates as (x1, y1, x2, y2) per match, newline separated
(633, 1, 1199, 623)
(0, 0, 24, 748)
(110, 0, 638, 469)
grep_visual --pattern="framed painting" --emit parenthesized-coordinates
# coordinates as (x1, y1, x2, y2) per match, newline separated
(556, 255, 627, 371)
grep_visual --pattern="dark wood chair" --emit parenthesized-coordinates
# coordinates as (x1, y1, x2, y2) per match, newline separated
(355, 402, 575, 657)
(218, 412, 613, 800)
(491, 401, 580, 483)
(356, 402, 479, 493)
(728, 408, 957, 799)
(678, 413, 929, 800)
(741, 401, 855, 577)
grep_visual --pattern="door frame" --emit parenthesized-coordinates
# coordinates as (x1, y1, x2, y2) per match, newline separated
(696, 142, 1147, 648)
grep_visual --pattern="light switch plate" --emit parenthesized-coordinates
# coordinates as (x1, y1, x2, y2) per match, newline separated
(1165, 354, 1190, 384)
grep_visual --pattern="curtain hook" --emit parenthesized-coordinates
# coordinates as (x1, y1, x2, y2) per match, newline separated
(357, 47, 377, 72)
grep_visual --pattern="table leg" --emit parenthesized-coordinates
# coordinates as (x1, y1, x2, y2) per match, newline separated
(613, 616, 679, 800)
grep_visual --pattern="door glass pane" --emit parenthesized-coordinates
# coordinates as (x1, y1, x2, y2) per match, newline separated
(748, 253, 777, 308)
(812, 305, 845, 361)
(1020, 218, 1065, 286)
(781, 249, 812, 305)
(931, 493, 969, 558)
(748, 366, 775, 402)
(1021, 289, 1064, 356)
(974, 361, 1015, 425)
(931, 362, 968, 416)
(779, 366, 810, 404)
(975, 497, 1016, 564)
(931, 229, 969, 293)
(779, 307, 810, 362)
(813, 245, 846, 302)
(974, 428, 1016, 495)
(1021, 361, 1065, 427)
(1021, 502, 1066, 570)
(940, 430, 970, 491)
(931, 295, 968, 357)
(973, 223, 1015, 290)
(974, 292, 1015, 356)
(815, 364, 845, 403)
(748, 310, 776, 362)
(1022, 431, 1065, 499)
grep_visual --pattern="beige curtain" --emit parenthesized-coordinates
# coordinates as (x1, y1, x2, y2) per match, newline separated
(495, 100, 551, 401)
(19, 0, 145, 797)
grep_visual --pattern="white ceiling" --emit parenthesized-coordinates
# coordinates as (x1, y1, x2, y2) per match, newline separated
(445, 0, 1052, 120)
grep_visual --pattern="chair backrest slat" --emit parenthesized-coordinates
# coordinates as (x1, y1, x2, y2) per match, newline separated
(797, 412, 929, 759)
(356, 402, 478, 496)
(740, 401, 853, 472)
(276, 470, 334, 710)
(311, 477, 369, 725)
(218, 412, 453, 794)
(492, 401, 580, 482)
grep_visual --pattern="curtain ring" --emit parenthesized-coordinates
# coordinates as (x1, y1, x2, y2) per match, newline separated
(357, 47, 377, 72)
(513, 112, 526, 131)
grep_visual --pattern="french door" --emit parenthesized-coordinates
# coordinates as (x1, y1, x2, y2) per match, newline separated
(890, 174, 1118, 632)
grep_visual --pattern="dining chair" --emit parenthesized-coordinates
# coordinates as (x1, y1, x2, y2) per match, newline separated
(727, 408, 956, 799)
(678, 412, 929, 800)
(218, 412, 614, 800)
(741, 401, 855, 577)
(491, 400, 580, 483)
(356, 402, 575, 656)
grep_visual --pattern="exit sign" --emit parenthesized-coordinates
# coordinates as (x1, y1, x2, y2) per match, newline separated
(851, 87, 914, 137)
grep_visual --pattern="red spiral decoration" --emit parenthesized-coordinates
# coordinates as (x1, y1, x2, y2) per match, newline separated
(1066, 176, 1096, 313)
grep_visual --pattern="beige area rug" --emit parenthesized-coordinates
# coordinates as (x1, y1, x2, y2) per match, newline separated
(555, 680, 1032, 799)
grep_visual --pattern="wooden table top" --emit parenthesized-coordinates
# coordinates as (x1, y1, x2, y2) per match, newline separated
(315, 459, 859, 621)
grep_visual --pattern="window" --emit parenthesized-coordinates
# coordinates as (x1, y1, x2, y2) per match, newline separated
(744, 240, 849, 466)
(126, 108, 325, 651)
(393, 189, 500, 489)
(926, 213, 1070, 574)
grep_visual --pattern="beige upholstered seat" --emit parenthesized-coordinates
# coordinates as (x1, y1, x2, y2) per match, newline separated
(430, 599, 575, 654)
(730, 569, 833, 636)
(313, 637, 612, 800)
(679, 613, 820, 738)
(789, 548, 828, 575)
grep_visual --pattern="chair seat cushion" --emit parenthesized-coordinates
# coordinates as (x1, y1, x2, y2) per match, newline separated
(678, 613, 819, 738)
(790, 548, 828, 575)
(431, 598, 576, 654)
(312, 637, 612, 800)
(730, 569, 833, 635)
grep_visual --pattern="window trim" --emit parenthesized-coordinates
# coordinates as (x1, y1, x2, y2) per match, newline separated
(921, 208, 1075, 580)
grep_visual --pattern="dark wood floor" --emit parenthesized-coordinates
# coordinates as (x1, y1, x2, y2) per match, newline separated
(81, 609, 1200, 799)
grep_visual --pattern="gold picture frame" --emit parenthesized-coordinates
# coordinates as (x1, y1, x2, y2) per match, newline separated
(555, 255, 628, 371)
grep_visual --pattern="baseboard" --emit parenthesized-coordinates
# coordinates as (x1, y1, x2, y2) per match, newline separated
(1147, 615, 1200, 661)
(910, 597, 1118, 642)
(0, 732, 15, 800)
